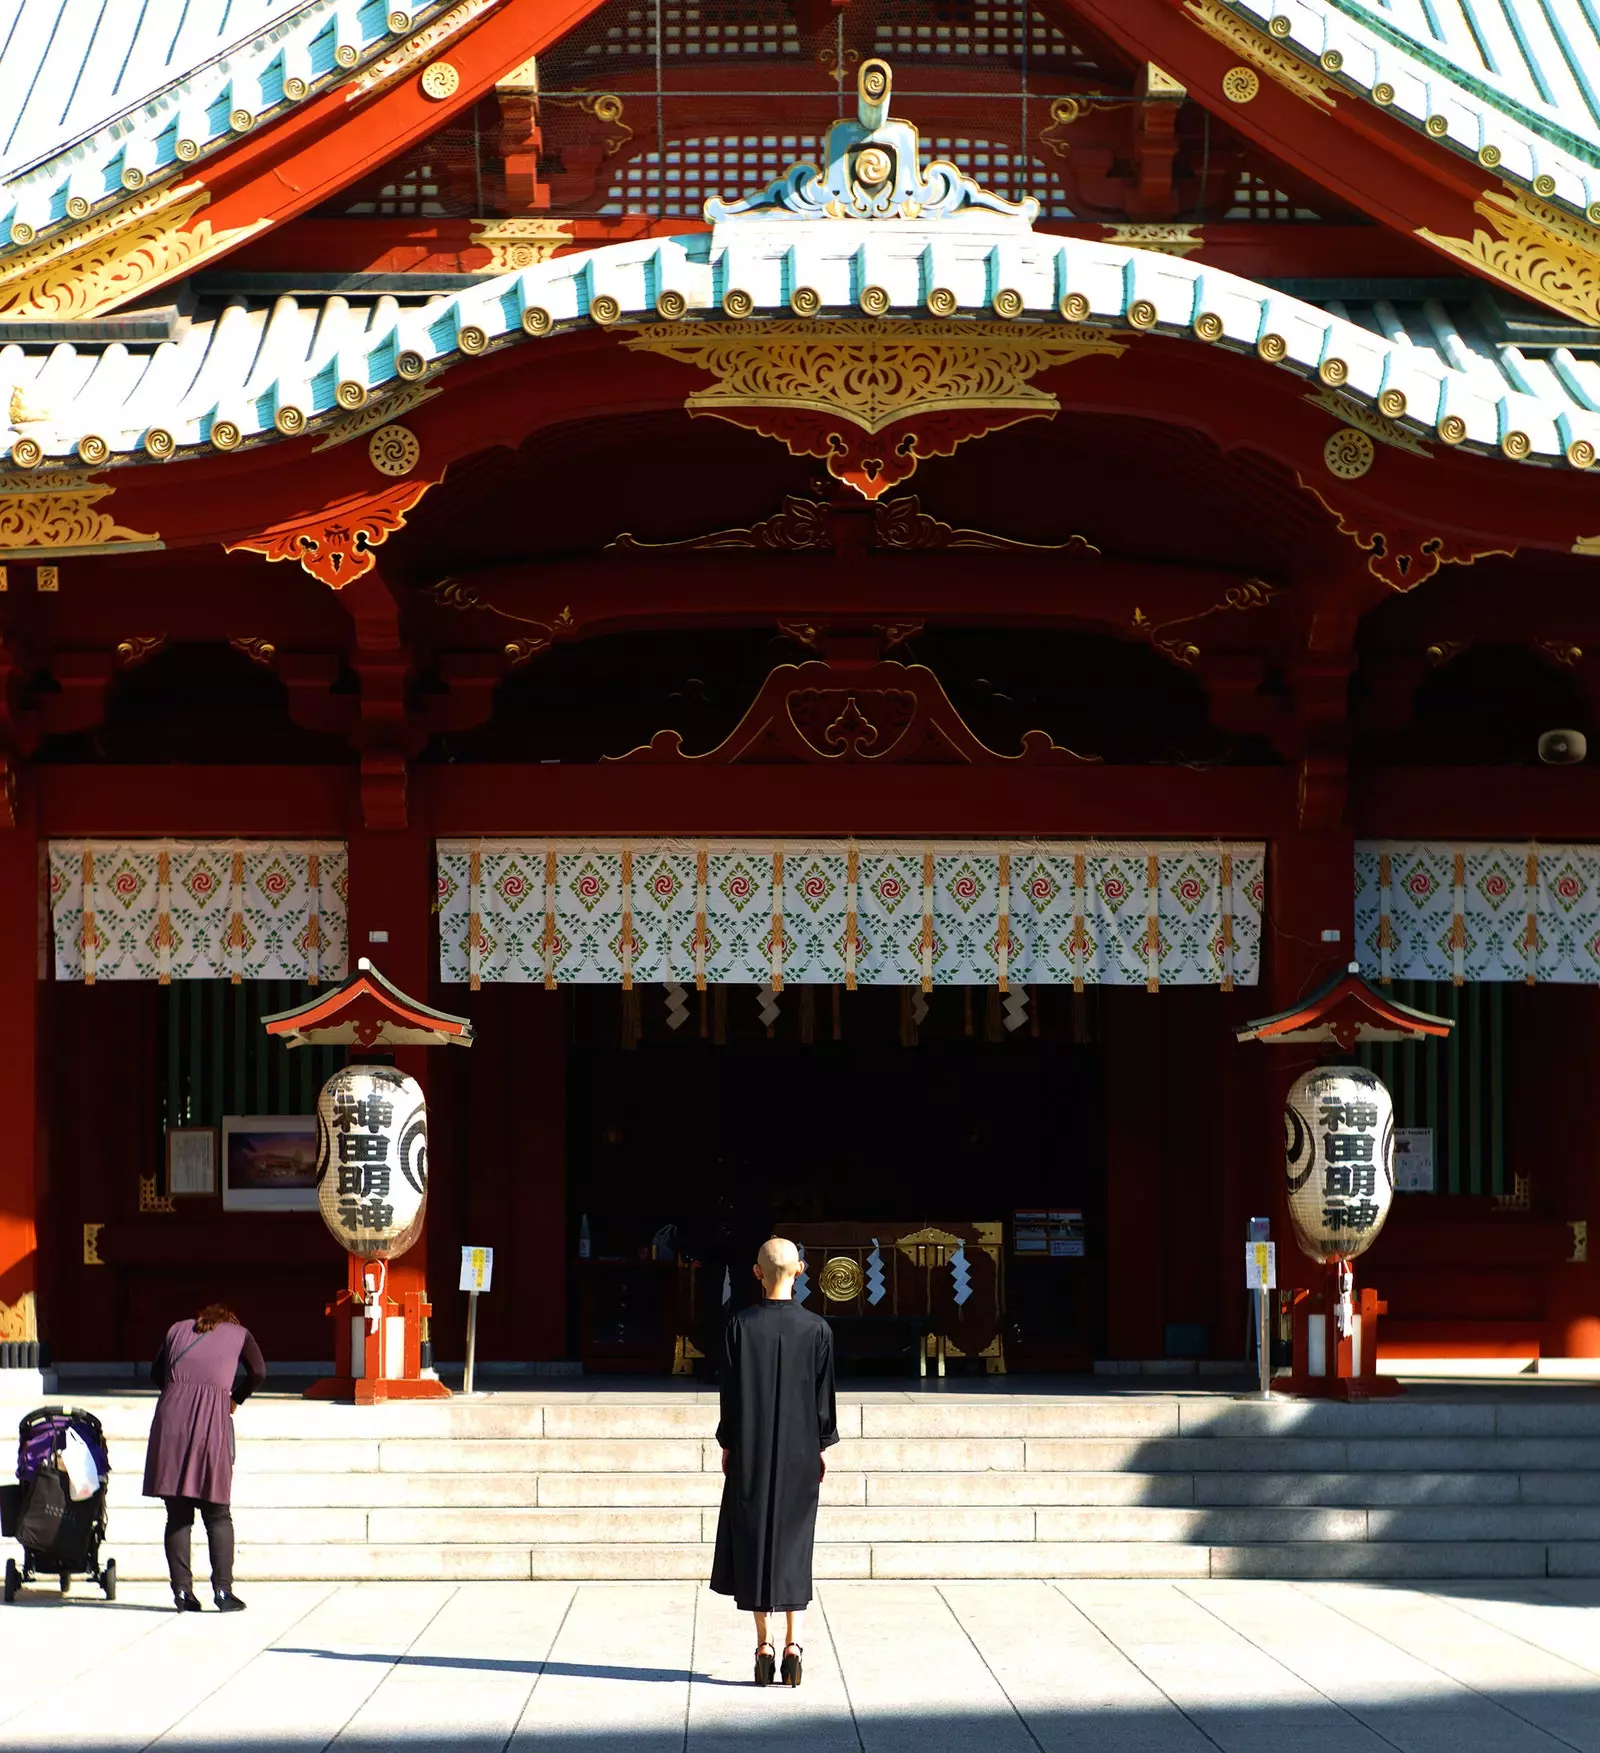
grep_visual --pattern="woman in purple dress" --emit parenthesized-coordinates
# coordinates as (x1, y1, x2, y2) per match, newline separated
(143, 1304, 265, 1612)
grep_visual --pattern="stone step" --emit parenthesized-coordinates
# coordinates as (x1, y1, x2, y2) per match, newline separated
(99, 1500, 1600, 1548)
(86, 1538, 1600, 1584)
(100, 1467, 1600, 1512)
(42, 1395, 1600, 1442)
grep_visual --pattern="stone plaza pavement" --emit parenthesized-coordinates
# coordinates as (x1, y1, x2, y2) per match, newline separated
(2, 1578, 1600, 1751)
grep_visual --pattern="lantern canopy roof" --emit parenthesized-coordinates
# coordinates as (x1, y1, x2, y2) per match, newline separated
(1236, 964, 1454, 1051)
(262, 959, 473, 1050)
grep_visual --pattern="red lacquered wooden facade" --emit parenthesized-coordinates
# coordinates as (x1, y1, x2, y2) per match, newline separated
(3, 0, 1599, 1377)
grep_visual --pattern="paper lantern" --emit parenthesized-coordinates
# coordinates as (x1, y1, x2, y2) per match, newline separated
(314, 1065, 428, 1259)
(1284, 1065, 1395, 1263)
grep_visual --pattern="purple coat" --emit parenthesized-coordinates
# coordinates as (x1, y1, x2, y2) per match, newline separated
(142, 1320, 266, 1503)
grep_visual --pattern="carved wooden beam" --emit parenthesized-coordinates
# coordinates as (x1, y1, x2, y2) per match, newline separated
(607, 657, 1101, 767)
(225, 479, 437, 590)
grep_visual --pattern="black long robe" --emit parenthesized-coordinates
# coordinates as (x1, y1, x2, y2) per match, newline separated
(710, 1298, 840, 1612)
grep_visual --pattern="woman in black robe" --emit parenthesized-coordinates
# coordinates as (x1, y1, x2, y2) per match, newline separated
(711, 1237, 839, 1687)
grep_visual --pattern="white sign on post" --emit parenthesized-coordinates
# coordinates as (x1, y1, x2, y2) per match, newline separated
(1394, 1128, 1435, 1193)
(1245, 1242, 1277, 1290)
(460, 1246, 494, 1293)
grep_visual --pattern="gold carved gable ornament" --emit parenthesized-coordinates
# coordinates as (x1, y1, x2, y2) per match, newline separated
(0, 471, 161, 557)
(622, 320, 1125, 500)
(1420, 188, 1600, 329)
(0, 186, 266, 324)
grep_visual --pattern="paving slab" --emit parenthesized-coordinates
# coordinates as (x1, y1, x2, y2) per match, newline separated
(1179, 1578, 1576, 1753)
(1, 1579, 1597, 1751)
(1057, 1580, 1397, 1753)
(1300, 1580, 1600, 1751)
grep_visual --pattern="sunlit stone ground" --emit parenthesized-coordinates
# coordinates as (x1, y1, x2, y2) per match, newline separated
(2, 1578, 1599, 1751)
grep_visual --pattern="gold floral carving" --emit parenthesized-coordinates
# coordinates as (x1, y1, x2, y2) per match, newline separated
(1304, 389, 1430, 458)
(1535, 637, 1584, 668)
(347, 0, 499, 100)
(83, 1223, 104, 1266)
(311, 383, 440, 452)
(543, 92, 634, 158)
(1420, 188, 1600, 327)
(1184, 0, 1338, 109)
(608, 492, 1099, 555)
(1573, 534, 1600, 556)
(1103, 223, 1204, 258)
(1300, 480, 1514, 591)
(230, 637, 278, 666)
(1131, 578, 1277, 666)
(225, 479, 437, 587)
(0, 475, 161, 556)
(115, 635, 167, 668)
(624, 320, 1123, 433)
(0, 1290, 37, 1343)
(610, 657, 1099, 766)
(0, 186, 268, 323)
(469, 217, 574, 270)
(434, 578, 575, 656)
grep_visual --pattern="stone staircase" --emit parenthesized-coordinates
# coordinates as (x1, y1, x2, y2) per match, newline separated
(10, 1394, 1600, 1582)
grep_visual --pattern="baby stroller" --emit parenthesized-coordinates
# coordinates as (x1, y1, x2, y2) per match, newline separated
(1, 1406, 115, 1601)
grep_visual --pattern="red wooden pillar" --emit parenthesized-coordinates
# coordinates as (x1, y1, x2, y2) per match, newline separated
(512, 989, 567, 1362)
(342, 811, 435, 1307)
(1104, 989, 1165, 1359)
(0, 790, 40, 1366)
(1537, 990, 1600, 1359)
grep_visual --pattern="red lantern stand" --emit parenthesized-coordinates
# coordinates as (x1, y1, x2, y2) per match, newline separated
(1237, 966, 1453, 1401)
(263, 960, 474, 1403)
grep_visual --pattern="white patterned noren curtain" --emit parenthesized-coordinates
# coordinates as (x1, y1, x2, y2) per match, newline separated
(436, 840, 1264, 990)
(1355, 841, 1600, 985)
(48, 841, 349, 985)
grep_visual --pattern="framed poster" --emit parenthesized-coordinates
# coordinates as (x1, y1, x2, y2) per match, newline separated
(166, 1127, 218, 1197)
(222, 1115, 320, 1211)
(1394, 1128, 1435, 1193)
(1014, 1210, 1085, 1258)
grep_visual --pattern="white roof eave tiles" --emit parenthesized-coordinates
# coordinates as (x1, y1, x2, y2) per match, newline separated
(0, 0, 469, 252)
(1219, 0, 1600, 223)
(5, 223, 1600, 476)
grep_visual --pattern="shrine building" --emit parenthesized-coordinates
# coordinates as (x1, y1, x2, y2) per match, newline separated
(3, 0, 1600, 1382)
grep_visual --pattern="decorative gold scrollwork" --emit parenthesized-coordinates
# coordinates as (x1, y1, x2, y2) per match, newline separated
(1420, 188, 1600, 329)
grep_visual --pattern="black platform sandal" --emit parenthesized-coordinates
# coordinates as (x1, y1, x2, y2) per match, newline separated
(754, 1642, 776, 1686)
(781, 1643, 803, 1688)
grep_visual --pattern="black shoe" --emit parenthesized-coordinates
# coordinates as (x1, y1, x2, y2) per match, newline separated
(213, 1592, 247, 1613)
(781, 1644, 803, 1688)
(754, 1642, 775, 1686)
(174, 1592, 202, 1612)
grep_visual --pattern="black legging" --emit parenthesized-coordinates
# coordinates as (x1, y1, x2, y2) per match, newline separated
(162, 1496, 233, 1596)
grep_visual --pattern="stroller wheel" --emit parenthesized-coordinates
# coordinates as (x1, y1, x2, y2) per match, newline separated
(101, 1560, 116, 1601)
(58, 1570, 70, 1595)
(3, 1558, 18, 1603)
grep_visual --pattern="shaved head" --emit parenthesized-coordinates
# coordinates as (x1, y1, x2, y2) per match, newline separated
(756, 1236, 801, 1289)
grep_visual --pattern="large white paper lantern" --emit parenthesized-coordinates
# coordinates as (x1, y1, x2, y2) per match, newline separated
(314, 1065, 428, 1258)
(1284, 1065, 1395, 1263)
